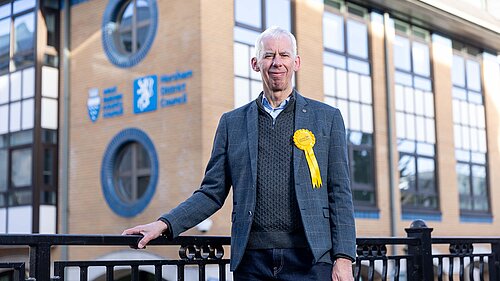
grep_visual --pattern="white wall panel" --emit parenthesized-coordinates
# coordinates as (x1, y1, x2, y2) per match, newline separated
(39, 205, 56, 234)
(41, 98, 58, 129)
(21, 98, 34, 130)
(0, 208, 6, 233)
(0, 105, 8, 134)
(8, 206, 31, 233)
(42, 66, 59, 98)
(22, 67, 34, 98)
(0, 74, 8, 104)
(9, 102, 21, 132)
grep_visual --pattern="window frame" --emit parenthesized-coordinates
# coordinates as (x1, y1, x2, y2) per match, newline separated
(101, 0, 158, 68)
(0, 1, 37, 75)
(7, 143, 33, 207)
(113, 141, 152, 204)
(348, 140, 376, 208)
(101, 128, 158, 218)
(0, 130, 35, 208)
(12, 10, 36, 68)
(451, 46, 490, 216)
(399, 152, 438, 212)
(323, 2, 377, 210)
(393, 19, 440, 213)
(40, 130, 57, 205)
(115, 0, 152, 55)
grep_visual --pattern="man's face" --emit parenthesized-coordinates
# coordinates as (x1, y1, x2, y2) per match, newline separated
(251, 35, 301, 93)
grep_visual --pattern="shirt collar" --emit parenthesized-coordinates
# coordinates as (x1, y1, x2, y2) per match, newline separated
(262, 94, 291, 111)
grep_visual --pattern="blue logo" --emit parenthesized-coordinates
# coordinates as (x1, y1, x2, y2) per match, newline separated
(87, 88, 100, 122)
(133, 75, 158, 114)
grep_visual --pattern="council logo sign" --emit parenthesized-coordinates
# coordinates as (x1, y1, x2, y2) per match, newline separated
(133, 75, 158, 114)
(85, 70, 192, 122)
(87, 88, 100, 122)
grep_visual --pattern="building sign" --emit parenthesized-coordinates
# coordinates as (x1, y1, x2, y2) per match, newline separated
(159, 70, 192, 108)
(134, 75, 158, 114)
(87, 88, 100, 122)
(86, 70, 192, 122)
(102, 86, 124, 118)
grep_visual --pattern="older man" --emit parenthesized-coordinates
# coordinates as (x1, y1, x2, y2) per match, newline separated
(123, 26, 356, 281)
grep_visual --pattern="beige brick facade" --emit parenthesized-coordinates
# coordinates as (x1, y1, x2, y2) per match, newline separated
(68, 0, 218, 261)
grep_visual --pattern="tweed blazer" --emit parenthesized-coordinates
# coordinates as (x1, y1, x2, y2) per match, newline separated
(161, 91, 356, 271)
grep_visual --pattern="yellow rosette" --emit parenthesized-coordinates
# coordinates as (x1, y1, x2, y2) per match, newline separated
(293, 129, 322, 188)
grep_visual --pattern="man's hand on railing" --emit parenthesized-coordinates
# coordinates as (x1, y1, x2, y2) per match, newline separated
(122, 220, 168, 249)
(331, 257, 354, 281)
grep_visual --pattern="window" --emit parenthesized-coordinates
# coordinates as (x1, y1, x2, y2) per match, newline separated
(0, 68, 35, 134)
(101, 128, 158, 217)
(114, 142, 151, 204)
(116, 1, 152, 54)
(0, 1, 36, 74)
(0, 16, 10, 73)
(41, 129, 57, 205)
(0, 130, 33, 208)
(102, 0, 158, 68)
(452, 44, 489, 215)
(393, 20, 438, 212)
(13, 11, 35, 68)
(10, 146, 33, 205)
(0, 147, 7, 193)
(0, 127, 35, 208)
(323, 1, 375, 208)
(13, 0, 36, 14)
(44, 8, 57, 48)
(233, 0, 292, 107)
(11, 147, 32, 188)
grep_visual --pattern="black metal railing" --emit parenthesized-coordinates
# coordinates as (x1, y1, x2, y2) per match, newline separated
(0, 220, 499, 281)
(0, 234, 230, 281)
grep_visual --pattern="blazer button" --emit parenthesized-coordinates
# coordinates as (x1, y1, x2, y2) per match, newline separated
(248, 211, 253, 216)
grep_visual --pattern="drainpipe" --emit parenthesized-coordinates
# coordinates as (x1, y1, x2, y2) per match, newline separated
(383, 12, 397, 254)
(61, 0, 71, 262)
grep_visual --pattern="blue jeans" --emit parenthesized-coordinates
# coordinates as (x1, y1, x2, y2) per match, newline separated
(233, 248, 333, 281)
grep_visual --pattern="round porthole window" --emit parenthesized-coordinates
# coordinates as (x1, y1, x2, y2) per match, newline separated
(114, 142, 150, 204)
(101, 128, 158, 217)
(102, 0, 158, 68)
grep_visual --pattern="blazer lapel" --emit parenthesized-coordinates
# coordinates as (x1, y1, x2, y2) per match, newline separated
(293, 92, 312, 186)
(246, 101, 259, 188)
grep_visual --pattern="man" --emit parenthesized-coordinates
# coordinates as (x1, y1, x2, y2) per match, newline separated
(123, 26, 356, 281)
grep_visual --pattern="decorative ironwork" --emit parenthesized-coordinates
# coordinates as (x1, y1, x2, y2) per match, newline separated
(449, 242, 474, 255)
(179, 243, 225, 260)
(356, 243, 388, 258)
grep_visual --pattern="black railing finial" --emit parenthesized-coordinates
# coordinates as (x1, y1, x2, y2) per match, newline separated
(409, 219, 428, 229)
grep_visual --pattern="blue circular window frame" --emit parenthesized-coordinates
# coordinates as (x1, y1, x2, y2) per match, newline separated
(102, 0, 158, 68)
(101, 128, 159, 217)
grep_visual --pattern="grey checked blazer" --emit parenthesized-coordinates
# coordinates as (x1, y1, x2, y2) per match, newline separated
(161, 91, 356, 271)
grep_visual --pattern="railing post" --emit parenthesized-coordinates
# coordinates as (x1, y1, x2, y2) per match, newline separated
(405, 219, 434, 281)
(29, 242, 52, 281)
(490, 241, 500, 281)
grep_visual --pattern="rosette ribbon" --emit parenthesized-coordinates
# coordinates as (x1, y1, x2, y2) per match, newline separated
(293, 129, 322, 188)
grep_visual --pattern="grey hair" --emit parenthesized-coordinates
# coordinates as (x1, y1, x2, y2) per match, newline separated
(254, 26, 298, 59)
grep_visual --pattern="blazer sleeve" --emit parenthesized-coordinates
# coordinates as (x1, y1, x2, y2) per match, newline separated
(327, 108, 357, 260)
(160, 113, 232, 238)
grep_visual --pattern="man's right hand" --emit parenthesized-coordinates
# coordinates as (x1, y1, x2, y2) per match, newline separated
(122, 220, 168, 249)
